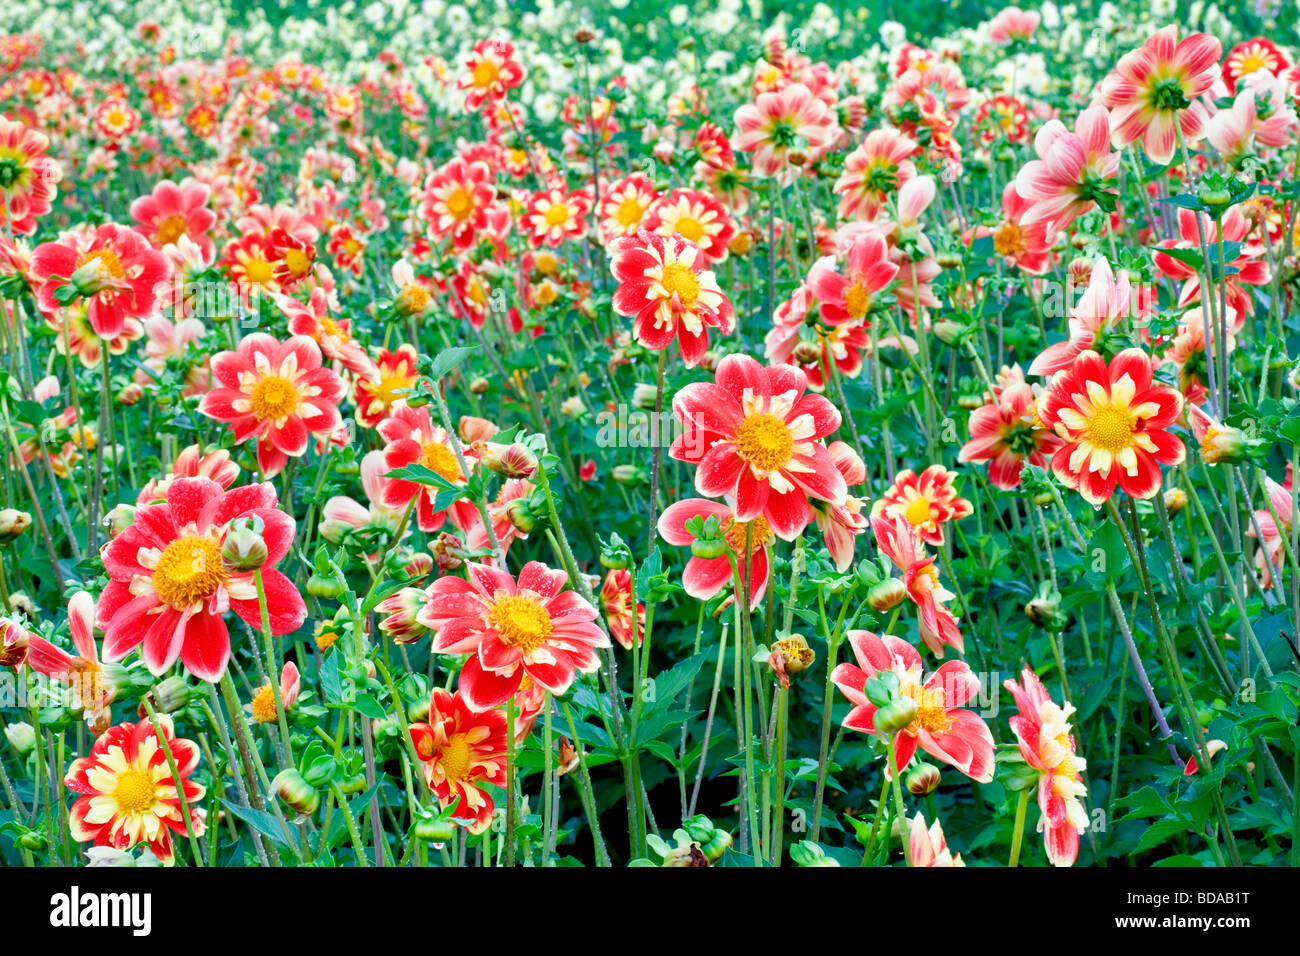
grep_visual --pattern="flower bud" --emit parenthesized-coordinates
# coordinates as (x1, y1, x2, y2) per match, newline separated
(272, 769, 320, 816)
(906, 762, 942, 796)
(505, 497, 537, 533)
(413, 810, 458, 842)
(68, 253, 130, 297)
(117, 382, 144, 406)
(458, 415, 498, 443)
(469, 376, 489, 395)
(1025, 582, 1068, 631)
(560, 396, 586, 419)
(701, 828, 733, 862)
(1198, 422, 1247, 465)
(867, 577, 906, 613)
(999, 751, 1039, 791)
(403, 552, 434, 580)
(0, 617, 32, 670)
(632, 383, 659, 410)
(0, 508, 32, 542)
(691, 536, 728, 560)
(873, 696, 918, 734)
(662, 842, 709, 867)
(377, 586, 429, 645)
(4, 721, 35, 755)
(792, 340, 823, 365)
(1163, 487, 1188, 515)
(307, 568, 348, 599)
(152, 675, 193, 713)
(612, 464, 644, 485)
(431, 532, 466, 573)
(221, 518, 268, 571)
(105, 504, 136, 536)
(475, 440, 537, 478)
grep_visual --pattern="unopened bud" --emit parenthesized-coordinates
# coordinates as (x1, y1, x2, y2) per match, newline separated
(105, 504, 136, 536)
(4, 721, 35, 755)
(1163, 487, 1188, 515)
(867, 577, 906, 613)
(612, 464, 644, 485)
(221, 518, 268, 571)
(151, 675, 193, 713)
(272, 769, 320, 816)
(873, 696, 918, 734)
(117, 382, 144, 406)
(476, 441, 538, 478)
(505, 498, 537, 533)
(906, 762, 942, 796)
(0, 508, 31, 542)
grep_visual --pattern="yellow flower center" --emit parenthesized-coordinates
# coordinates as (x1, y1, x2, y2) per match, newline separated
(156, 215, 188, 245)
(77, 248, 126, 280)
(675, 216, 705, 242)
(244, 257, 275, 285)
(472, 60, 500, 89)
(440, 733, 472, 782)
(420, 440, 462, 483)
(543, 203, 570, 227)
(725, 514, 774, 555)
(734, 413, 794, 471)
(904, 496, 933, 526)
(250, 375, 301, 421)
(1238, 52, 1268, 75)
(845, 281, 872, 320)
(1087, 405, 1134, 452)
(902, 683, 954, 736)
(283, 247, 312, 276)
(399, 283, 430, 314)
(152, 534, 227, 609)
(446, 188, 474, 220)
(113, 770, 156, 813)
(660, 262, 701, 307)
(490, 594, 553, 652)
(993, 221, 1026, 258)
(251, 685, 278, 723)
(616, 198, 644, 227)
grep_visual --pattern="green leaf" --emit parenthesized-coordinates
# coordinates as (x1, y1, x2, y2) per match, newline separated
(429, 345, 478, 381)
(220, 798, 292, 849)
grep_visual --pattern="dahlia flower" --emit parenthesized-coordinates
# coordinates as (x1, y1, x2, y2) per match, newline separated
(409, 688, 508, 834)
(733, 82, 837, 176)
(418, 561, 609, 711)
(98, 477, 307, 681)
(199, 333, 347, 478)
(0, 116, 62, 235)
(1037, 348, 1185, 505)
(609, 230, 736, 367)
(669, 354, 846, 539)
(30, 223, 172, 339)
(1100, 26, 1222, 164)
(872, 515, 964, 657)
(831, 630, 994, 782)
(871, 465, 972, 547)
(64, 715, 206, 865)
(130, 179, 216, 260)
(657, 497, 772, 608)
(1014, 104, 1119, 233)
(1004, 668, 1089, 867)
(959, 368, 1062, 490)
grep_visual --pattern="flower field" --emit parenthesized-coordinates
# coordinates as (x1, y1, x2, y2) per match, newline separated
(2, 0, 1300, 874)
